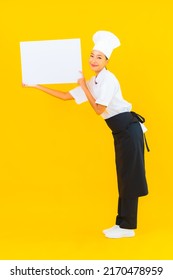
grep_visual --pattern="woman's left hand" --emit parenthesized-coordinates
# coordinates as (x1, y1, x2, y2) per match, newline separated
(77, 72, 87, 89)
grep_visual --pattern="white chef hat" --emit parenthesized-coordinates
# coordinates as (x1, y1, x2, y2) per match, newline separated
(92, 30, 120, 59)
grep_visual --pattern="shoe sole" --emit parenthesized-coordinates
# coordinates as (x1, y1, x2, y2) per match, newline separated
(105, 233, 135, 239)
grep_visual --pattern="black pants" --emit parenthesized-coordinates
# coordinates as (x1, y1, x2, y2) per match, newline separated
(116, 197, 138, 229)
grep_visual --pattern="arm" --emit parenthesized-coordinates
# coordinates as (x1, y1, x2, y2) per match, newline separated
(22, 84, 74, 101)
(77, 76, 106, 115)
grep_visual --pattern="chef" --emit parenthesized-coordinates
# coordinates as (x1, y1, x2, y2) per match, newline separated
(23, 30, 149, 238)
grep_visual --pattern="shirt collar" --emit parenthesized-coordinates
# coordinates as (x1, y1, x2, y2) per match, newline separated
(95, 68, 107, 84)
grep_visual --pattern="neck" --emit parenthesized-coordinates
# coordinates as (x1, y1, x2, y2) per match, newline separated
(95, 67, 106, 76)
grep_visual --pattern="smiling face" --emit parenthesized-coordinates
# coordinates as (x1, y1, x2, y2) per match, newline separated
(89, 50, 109, 74)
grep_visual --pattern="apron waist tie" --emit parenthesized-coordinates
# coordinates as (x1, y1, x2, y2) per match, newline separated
(131, 111, 150, 152)
(144, 134, 150, 152)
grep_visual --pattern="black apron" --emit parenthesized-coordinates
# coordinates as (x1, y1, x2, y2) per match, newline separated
(105, 111, 148, 199)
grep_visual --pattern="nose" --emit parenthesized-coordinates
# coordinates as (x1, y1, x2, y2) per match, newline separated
(90, 57, 97, 64)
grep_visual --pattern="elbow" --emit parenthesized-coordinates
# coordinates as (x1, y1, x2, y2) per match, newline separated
(63, 93, 69, 101)
(95, 108, 106, 115)
(95, 110, 105, 116)
(95, 110, 103, 115)
(63, 92, 74, 101)
(95, 104, 106, 115)
(63, 96, 69, 101)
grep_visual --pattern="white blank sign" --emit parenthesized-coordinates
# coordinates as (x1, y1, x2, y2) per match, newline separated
(20, 39, 82, 84)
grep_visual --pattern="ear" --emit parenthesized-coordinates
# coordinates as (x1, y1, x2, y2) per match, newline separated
(105, 58, 109, 66)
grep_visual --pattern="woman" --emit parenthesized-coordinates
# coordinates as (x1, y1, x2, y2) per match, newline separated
(23, 31, 148, 238)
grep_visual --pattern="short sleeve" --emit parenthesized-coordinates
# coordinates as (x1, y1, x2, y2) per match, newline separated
(69, 86, 88, 104)
(95, 76, 119, 106)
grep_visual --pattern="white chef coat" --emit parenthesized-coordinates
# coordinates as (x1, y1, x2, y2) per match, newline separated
(69, 68, 131, 119)
(69, 68, 147, 132)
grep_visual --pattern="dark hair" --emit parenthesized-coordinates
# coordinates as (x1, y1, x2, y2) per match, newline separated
(105, 56, 108, 69)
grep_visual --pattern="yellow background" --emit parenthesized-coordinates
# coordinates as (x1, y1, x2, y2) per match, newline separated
(0, 0, 173, 259)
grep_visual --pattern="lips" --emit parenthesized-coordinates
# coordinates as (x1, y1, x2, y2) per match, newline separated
(91, 64, 98, 67)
